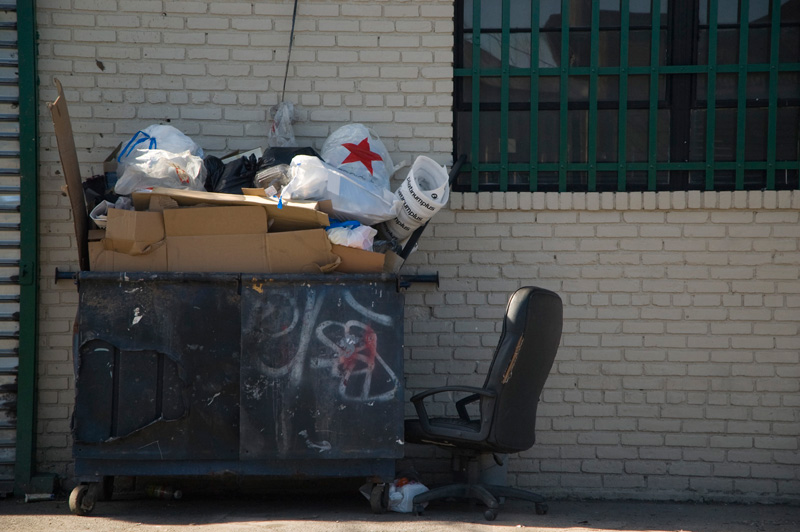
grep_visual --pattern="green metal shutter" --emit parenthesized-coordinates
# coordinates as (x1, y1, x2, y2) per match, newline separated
(1, 0, 37, 496)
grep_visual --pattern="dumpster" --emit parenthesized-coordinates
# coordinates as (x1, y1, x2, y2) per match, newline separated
(69, 271, 405, 514)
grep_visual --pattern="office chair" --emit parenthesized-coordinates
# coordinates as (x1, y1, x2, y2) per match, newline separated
(404, 286, 563, 521)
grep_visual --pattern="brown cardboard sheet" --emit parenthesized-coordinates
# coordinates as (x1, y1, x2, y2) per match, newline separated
(331, 244, 386, 273)
(132, 187, 328, 232)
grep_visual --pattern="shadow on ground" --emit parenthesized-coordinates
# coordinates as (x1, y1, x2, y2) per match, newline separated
(1, 490, 799, 532)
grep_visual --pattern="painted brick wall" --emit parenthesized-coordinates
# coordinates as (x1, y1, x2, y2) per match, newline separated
(33, 2, 799, 503)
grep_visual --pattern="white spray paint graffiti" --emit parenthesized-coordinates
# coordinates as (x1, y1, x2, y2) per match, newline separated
(246, 287, 398, 404)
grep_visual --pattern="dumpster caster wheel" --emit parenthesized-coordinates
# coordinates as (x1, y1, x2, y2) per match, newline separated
(369, 483, 388, 514)
(484, 509, 498, 521)
(413, 503, 425, 516)
(69, 484, 96, 516)
(535, 503, 548, 515)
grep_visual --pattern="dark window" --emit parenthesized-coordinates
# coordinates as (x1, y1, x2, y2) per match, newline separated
(454, 0, 800, 192)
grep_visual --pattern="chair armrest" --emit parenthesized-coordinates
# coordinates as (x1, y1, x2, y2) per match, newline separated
(455, 393, 480, 421)
(409, 385, 494, 404)
(410, 386, 497, 438)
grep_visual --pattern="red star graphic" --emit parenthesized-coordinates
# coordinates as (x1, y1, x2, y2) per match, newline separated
(340, 137, 383, 175)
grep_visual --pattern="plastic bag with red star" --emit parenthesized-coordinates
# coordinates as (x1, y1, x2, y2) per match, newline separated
(320, 123, 396, 190)
(281, 155, 400, 226)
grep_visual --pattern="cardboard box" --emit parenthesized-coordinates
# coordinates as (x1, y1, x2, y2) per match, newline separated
(132, 187, 329, 232)
(266, 230, 340, 274)
(90, 240, 168, 272)
(167, 234, 267, 273)
(164, 205, 272, 272)
(168, 229, 340, 274)
(104, 209, 165, 255)
(331, 244, 386, 274)
(162, 205, 268, 236)
(93, 204, 339, 274)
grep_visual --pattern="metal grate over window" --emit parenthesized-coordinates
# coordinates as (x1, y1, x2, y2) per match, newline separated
(453, 0, 800, 192)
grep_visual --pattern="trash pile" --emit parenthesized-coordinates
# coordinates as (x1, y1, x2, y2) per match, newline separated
(62, 109, 453, 275)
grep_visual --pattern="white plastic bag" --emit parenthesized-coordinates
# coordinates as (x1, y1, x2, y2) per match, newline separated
(321, 123, 395, 189)
(380, 156, 450, 242)
(281, 155, 399, 226)
(326, 222, 377, 251)
(358, 479, 429, 514)
(89, 196, 133, 228)
(387, 480, 429, 513)
(117, 125, 203, 175)
(266, 101, 297, 148)
(114, 149, 207, 195)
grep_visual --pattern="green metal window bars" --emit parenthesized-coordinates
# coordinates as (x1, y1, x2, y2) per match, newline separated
(454, 0, 800, 192)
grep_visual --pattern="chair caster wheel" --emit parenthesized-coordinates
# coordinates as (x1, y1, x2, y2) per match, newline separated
(535, 503, 548, 515)
(484, 509, 498, 521)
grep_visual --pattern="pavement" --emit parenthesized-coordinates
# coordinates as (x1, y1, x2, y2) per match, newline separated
(1, 490, 799, 532)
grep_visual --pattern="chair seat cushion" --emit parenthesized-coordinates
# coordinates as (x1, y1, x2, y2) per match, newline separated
(405, 417, 492, 451)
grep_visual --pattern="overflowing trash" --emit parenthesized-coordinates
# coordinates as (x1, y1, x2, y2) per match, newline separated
(59, 107, 454, 275)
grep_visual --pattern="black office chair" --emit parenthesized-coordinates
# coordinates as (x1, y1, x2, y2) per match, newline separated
(404, 286, 563, 521)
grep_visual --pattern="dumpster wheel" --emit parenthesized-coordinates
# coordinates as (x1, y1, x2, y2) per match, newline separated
(369, 483, 389, 513)
(69, 484, 97, 516)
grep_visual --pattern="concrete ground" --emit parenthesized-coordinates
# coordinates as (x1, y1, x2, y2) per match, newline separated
(1, 491, 798, 532)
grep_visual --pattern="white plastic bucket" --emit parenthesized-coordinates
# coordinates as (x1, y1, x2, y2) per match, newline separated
(382, 156, 449, 242)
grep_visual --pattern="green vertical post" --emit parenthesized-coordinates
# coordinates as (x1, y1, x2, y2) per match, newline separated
(587, 1, 600, 191)
(15, 0, 40, 495)
(766, 0, 781, 189)
(470, 0, 482, 191)
(618, 0, 630, 191)
(647, 0, 661, 190)
(705, 0, 719, 190)
(499, 0, 510, 190)
(558, 0, 570, 191)
(735, 0, 750, 190)
(529, 0, 540, 191)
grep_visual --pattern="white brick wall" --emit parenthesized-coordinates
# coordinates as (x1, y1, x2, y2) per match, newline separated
(401, 191, 800, 503)
(33, 1, 799, 503)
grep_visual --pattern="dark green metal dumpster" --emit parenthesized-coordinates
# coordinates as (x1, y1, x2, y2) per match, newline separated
(69, 271, 404, 514)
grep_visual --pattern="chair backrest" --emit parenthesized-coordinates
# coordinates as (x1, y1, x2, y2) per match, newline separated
(482, 286, 563, 453)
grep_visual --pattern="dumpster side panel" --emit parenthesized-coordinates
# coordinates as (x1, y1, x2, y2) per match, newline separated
(240, 279, 404, 461)
(74, 275, 241, 460)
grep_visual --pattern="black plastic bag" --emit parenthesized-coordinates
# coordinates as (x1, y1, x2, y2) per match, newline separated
(204, 154, 258, 194)
(260, 146, 320, 168)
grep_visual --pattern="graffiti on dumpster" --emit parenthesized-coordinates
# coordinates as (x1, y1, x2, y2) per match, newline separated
(313, 320, 399, 402)
(246, 288, 399, 403)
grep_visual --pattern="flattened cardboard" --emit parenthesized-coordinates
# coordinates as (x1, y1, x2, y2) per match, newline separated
(167, 234, 267, 273)
(331, 244, 386, 274)
(265, 230, 341, 274)
(48, 78, 90, 270)
(132, 187, 328, 232)
(162, 205, 268, 236)
(104, 209, 165, 255)
(89, 241, 168, 272)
